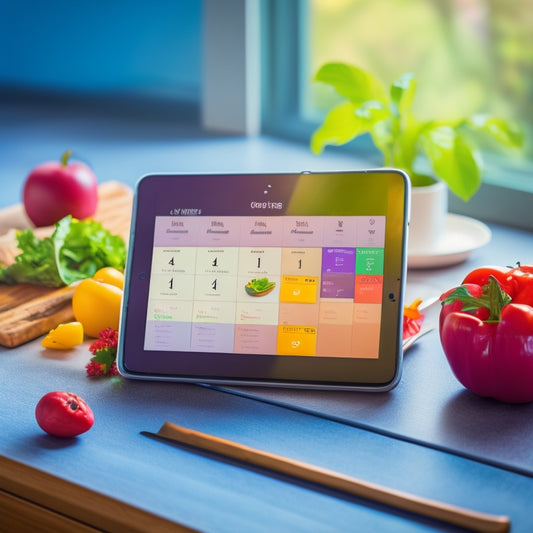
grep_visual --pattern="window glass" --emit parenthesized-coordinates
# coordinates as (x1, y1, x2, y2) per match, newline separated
(305, 0, 532, 166)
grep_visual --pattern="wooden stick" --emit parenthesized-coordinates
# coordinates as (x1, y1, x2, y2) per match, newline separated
(155, 422, 510, 533)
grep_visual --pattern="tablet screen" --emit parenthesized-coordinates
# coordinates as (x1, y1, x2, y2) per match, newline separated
(145, 214, 385, 359)
(118, 171, 409, 390)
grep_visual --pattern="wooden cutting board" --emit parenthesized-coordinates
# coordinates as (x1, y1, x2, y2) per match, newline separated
(0, 181, 133, 348)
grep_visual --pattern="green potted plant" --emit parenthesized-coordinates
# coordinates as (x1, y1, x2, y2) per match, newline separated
(310, 62, 524, 254)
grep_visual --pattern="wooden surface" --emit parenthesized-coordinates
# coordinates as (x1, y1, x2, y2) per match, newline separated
(0, 456, 195, 533)
(0, 182, 133, 347)
(155, 422, 510, 533)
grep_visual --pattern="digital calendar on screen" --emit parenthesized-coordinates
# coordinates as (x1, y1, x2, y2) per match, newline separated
(144, 215, 385, 359)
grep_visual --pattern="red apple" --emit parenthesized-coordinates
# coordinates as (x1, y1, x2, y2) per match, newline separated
(23, 150, 98, 227)
(35, 391, 94, 438)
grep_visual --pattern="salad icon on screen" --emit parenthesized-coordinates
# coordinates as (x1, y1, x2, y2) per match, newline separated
(245, 278, 276, 297)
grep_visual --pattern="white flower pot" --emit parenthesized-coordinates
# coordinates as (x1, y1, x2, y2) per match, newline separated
(408, 180, 448, 254)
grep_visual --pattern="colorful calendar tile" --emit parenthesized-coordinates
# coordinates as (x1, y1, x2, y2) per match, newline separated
(191, 322, 235, 353)
(144, 320, 192, 352)
(354, 275, 383, 304)
(277, 325, 317, 356)
(321, 247, 356, 274)
(356, 247, 384, 275)
(281, 247, 322, 275)
(321, 273, 354, 299)
(278, 302, 320, 326)
(234, 324, 278, 354)
(279, 275, 318, 304)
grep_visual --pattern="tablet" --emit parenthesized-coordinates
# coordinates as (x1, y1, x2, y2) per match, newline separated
(117, 170, 409, 391)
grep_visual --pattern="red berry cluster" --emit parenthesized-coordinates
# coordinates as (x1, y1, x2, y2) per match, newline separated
(85, 328, 119, 377)
(86, 360, 118, 377)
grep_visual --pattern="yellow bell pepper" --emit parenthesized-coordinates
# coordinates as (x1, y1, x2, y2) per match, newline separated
(93, 266, 125, 290)
(72, 268, 124, 338)
(42, 321, 84, 350)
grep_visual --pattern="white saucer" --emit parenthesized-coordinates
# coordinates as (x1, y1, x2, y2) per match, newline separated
(408, 214, 491, 269)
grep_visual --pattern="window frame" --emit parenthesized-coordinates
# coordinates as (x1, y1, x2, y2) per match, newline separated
(260, 0, 533, 230)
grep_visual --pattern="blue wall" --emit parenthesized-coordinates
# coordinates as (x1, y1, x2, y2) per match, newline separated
(0, 0, 202, 101)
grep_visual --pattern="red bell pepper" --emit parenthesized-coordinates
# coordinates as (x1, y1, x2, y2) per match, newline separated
(462, 263, 533, 305)
(440, 270, 533, 403)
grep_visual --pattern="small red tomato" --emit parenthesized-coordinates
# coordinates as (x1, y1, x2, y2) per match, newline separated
(23, 150, 98, 227)
(35, 391, 94, 438)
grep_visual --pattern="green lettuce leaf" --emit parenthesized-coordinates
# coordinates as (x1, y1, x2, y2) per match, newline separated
(0, 216, 126, 287)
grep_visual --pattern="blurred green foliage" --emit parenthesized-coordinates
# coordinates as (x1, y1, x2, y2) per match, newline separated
(311, 63, 524, 201)
(307, 0, 532, 159)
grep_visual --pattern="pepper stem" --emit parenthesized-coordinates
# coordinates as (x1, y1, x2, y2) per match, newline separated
(443, 275, 512, 323)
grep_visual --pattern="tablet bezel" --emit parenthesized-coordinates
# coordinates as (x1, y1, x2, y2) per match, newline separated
(117, 170, 410, 391)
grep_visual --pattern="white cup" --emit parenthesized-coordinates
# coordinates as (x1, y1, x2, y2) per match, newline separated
(408, 180, 448, 253)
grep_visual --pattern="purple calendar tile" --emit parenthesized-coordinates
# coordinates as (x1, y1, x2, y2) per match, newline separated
(321, 247, 356, 274)
(321, 272, 355, 299)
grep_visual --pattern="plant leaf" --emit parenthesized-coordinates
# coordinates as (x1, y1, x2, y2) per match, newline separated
(396, 114, 423, 172)
(311, 102, 369, 154)
(314, 62, 386, 104)
(420, 125, 482, 201)
(92, 347, 117, 372)
(369, 119, 393, 164)
(409, 172, 438, 187)
(468, 114, 525, 148)
(354, 100, 388, 122)
(390, 73, 416, 117)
